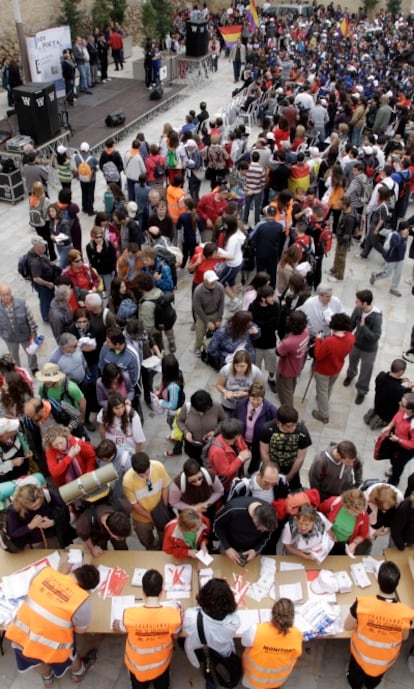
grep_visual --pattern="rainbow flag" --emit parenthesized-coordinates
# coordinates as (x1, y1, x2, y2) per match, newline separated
(340, 16, 349, 37)
(246, 0, 259, 31)
(219, 25, 243, 48)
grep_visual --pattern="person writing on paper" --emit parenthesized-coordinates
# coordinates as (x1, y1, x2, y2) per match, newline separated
(281, 504, 334, 562)
(112, 569, 182, 689)
(183, 578, 240, 689)
(6, 564, 99, 688)
(319, 488, 370, 556)
(162, 508, 210, 560)
(75, 503, 131, 557)
(344, 562, 414, 689)
(213, 497, 278, 565)
(242, 597, 302, 689)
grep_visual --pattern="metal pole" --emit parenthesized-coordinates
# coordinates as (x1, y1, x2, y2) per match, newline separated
(11, 0, 31, 82)
(301, 368, 314, 404)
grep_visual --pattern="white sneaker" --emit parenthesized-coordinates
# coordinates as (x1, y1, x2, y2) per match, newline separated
(327, 275, 338, 282)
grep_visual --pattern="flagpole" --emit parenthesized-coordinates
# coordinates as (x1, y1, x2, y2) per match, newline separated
(11, 0, 31, 82)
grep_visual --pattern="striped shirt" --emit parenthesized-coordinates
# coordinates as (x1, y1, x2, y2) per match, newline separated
(244, 162, 265, 194)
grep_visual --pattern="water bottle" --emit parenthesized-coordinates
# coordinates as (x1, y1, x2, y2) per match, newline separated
(26, 334, 44, 355)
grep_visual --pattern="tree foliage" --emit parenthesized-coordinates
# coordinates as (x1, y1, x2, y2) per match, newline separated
(362, 0, 380, 15)
(386, 0, 402, 18)
(141, 0, 174, 44)
(140, 0, 159, 47)
(57, 0, 84, 39)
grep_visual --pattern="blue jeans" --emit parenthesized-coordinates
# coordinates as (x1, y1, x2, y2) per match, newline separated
(56, 243, 73, 269)
(77, 63, 88, 91)
(34, 283, 54, 322)
(243, 190, 263, 225)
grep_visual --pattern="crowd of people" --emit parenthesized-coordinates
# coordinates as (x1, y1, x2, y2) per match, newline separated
(4, 1, 414, 688)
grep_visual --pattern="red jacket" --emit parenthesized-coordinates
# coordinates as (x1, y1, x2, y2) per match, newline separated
(319, 495, 369, 543)
(314, 332, 355, 376)
(197, 193, 227, 226)
(390, 409, 414, 451)
(207, 434, 248, 490)
(109, 32, 123, 50)
(46, 436, 96, 488)
(162, 515, 210, 559)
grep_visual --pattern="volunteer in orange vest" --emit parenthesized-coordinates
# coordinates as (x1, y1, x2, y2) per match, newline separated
(6, 564, 99, 689)
(166, 173, 186, 227)
(241, 597, 302, 689)
(113, 568, 182, 689)
(344, 561, 414, 689)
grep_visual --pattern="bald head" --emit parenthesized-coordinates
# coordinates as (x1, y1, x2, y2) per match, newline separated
(0, 284, 13, 306)
(257, 463, 279, 489)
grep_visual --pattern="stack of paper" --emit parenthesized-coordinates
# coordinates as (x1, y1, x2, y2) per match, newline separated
(110, 595, 136, 628)
(2, 566, 37, 599)
(164, 564, 192, 599)
(295, 599, 339, 640)
(279, 582, 303, 602)
(0, 596, 22, 625)
(199, 567, 214, 588)
(248, 557, 276, 602)
(362, 556, 383, 576)
(67, 550, 83, 569)
(350, 563, 372, 588)
(236, 609, 260, 635)
(335, 570, 353, 593)
(131, 568, 147, 587)
(311, 533, 335, 563)
(279, 561, 305, 571)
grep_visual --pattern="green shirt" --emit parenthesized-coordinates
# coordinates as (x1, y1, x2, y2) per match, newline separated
(40, 380, 84, 410)
(183, 531, 197, 550)
(332, 506, 356, 542)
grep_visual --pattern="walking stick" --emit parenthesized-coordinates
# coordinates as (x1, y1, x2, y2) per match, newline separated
(301, 368, 314, 404)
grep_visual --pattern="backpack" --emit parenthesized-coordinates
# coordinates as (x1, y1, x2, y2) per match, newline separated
(78, 156, 93, 183)
(317, 226, 333, 255)
(383, 182, 397, 210)
(0, 509, 22, 552)
(294, 235, 316, 270)
(166, 148, 178, 169)
(155, 246, 179, 287)
(117, 297, 138, 321)
(153, 292, 177, 331)
(102, 160, 120, 183)
(17, 252, 32, 281)
(359, 176, 372, 204)
(29, 200, 46, 227)
(154, 158, 166, 179)
(38, 377, 81, 431)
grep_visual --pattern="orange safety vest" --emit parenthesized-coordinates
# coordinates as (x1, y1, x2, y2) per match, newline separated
(243, 622, 302, 689)
(6, 567, 88, 664)
(166, 186, 185, 224)
(123, 605, 181, 682)
(351, 596, 414, 677)
(270, 199, 293, 235)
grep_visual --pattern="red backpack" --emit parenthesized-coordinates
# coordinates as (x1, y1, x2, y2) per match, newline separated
(318, 225, 333, 255)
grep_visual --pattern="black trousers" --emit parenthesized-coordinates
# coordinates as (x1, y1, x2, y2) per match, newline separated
(347, 654, 384, 689)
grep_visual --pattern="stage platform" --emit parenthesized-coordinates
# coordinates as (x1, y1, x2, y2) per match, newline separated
(0, 77, 185, 159)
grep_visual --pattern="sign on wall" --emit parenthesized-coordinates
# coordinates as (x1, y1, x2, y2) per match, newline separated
(26, 25, 72, 98)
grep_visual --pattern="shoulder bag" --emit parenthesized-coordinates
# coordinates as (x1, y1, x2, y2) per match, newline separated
(194, 610, 242, 688)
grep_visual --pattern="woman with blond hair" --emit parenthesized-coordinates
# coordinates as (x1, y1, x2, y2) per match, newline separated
(29, 181, 55, 260)
(363, 482, 402, 542)
(320, 488, 370, 555)
(43, 425, 96, 488)
(162, 508, 210, 559)
(6, 482, 73, 549)
(242, 598, 302, 689)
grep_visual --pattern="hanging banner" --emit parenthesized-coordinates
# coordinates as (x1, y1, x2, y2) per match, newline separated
(26, 25, 72, 98)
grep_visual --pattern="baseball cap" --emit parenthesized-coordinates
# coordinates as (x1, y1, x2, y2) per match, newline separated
(57, 145, 67, 154)
(126, 201, 138, 218)
(204, 270, 219, 282)
(31, 236, 47, 246)
(310, 570, 339, 595)
(80, 142, 90, 152)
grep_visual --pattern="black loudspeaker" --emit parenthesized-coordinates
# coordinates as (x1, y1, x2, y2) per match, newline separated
(105, 110, 126, 127)
(13, 82, 59, 145)
(186, 20, 209, 58)
(149, 85, 163, 101)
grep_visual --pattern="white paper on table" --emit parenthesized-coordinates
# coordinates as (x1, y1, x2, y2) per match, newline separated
(259, 608, 272, 623)
(307, 582, 336, 603)
(164, 564, 192, 593)
(141, 355, 162, 371)
(166, 591, 191, 599)
(260, 557, 277, 572)
(110, 595, 135, 629)
(279, 582, 303, 602)
(279, 561, 305, 571)
(334, 570, 353, 593)
(362, 556, 383, 575)
(67, 550, 83, 567)
(2, 566, 37, 599)
(268, 583, 277, 600)
(350, 563, 371, 588)
(236, 609, 260, 635)
(131, 568, 147, 587)
(196, 550, 213, 566)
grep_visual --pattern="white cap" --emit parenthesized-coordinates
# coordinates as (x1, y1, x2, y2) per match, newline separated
(310, 570, 339, 595)
(363, 145, 373, 155)
(0, 417, 19, 435)
(204, 270, 219, 283)
(57, 145, 67, 154)
(185, 140, 197, 148)
(127, 201, 138, 218)
(80, 141, 90, 152)
(266, 132, 275, 140)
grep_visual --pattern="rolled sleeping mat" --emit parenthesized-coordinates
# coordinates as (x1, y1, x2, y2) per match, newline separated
(59, 463, 118, 505)
(0, 472, 46, 501)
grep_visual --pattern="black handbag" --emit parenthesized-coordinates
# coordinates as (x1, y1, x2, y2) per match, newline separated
(150, 499, 175, 531)
(194, 611, 242, 688)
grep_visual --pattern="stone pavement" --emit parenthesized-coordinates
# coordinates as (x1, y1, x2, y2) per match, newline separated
(0, 49, 413, 689)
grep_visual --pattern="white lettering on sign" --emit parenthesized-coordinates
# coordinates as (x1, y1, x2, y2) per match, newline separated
(36, 97, 44, 107)
(22, 97, 30, 106)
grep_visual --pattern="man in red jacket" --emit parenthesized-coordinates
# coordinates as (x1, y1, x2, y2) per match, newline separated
(312, 313, 355, 424)
(109, 30, 123, 71)
(197, 185, 229, 230)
